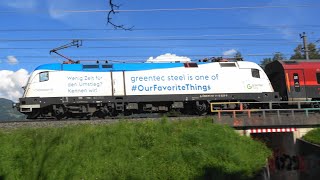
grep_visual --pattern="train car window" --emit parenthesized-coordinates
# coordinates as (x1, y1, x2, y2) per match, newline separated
(251, 69, 260, 78)
(220, 63, 236, 67)
(83, 65, 99, 69)
(317, 73, 320, 84)
(39, 72, 49, 82)
(293, 73, 300, 92)
(102, 64, 113, 68)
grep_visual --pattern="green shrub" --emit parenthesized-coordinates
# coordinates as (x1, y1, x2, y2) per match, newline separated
(0, 118, 271, 179)
(302, 128, 320, 145)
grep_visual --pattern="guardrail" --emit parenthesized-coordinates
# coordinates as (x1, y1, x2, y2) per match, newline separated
(210, 101, 320, 128)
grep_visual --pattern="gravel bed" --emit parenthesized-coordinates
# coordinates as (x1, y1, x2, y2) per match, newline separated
(0, 119, 120, 129)
(0, 116, 201, 130)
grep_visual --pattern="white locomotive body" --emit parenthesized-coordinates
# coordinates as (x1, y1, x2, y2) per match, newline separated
(18, 61, 279, 119)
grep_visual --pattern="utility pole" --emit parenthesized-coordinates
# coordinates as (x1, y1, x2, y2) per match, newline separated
(300, 32, 310, 60)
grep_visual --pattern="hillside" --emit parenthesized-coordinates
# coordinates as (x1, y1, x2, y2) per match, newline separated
(0, 98, 26, 121)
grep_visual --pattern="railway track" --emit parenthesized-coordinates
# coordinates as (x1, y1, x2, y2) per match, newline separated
(0, 115, 204, 129)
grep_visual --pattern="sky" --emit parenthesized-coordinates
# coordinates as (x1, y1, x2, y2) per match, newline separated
(0, 0, 319, 101)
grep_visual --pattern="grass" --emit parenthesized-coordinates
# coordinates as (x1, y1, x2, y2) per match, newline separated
(302, 128, 320, 145)
(0, 118, 271, 179)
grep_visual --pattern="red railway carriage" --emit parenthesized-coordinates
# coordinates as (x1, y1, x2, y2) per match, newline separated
(265, 60, 320, 101)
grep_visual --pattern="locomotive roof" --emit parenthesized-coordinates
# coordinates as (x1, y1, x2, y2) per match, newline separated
(34, 61, 260, 72)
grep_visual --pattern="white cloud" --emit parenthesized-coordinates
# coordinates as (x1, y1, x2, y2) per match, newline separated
(0, 69, 29, 102)
(7, 56, 19, 65)
(1, 0, 37, 9)
(47, 0, 79, 20)
(47, 1, 68, 20)
(222, 49, 237, 56)
(147, 53, 191, 63)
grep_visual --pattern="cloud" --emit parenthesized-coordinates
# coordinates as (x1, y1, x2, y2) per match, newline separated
(147, 53, 191, 63)
(1, 0, 37, 9)
(222, 49, 237, 56)
(47, 0, 80, 20)
(47, 1, 69, 20)
(0, 69, 29, 102)
(7, 56, 19, 65)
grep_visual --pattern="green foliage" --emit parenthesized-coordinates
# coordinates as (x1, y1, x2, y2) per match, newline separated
(302, 128, 320, 145)
(0, 98, 26, 121)
(290, 43, 320, 60)
(260, 58, 273, 69)
(0, 118, 271, 179)
(272, 52, 285, 61)
(260, 52, 285, 69)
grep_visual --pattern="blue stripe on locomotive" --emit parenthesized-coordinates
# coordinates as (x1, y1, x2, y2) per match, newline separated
(34, 62, 203, 72)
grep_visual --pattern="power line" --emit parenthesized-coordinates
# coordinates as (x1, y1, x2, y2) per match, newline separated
(0, 43, 302, 50)
(0, 25, 319, 32)
(55, 5, 320, 13)
(5, 53, 294, 59)
(0, 4, 318, 14)
(0, 38, 303, 42)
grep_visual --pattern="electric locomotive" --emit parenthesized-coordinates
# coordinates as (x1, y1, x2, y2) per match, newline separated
(17, 60, 279, 119)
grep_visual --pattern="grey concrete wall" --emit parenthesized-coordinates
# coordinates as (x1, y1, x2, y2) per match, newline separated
(296, 138, 320, 180)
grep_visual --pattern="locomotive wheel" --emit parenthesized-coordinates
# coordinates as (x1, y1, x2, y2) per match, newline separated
(95, 110, 106, 119)
(53, 106, 66, 120)
(54, 111, 64, 120)
(195, 101, 208, 115)
(27, 109, 41, 119)
(86, 114, 92, 120)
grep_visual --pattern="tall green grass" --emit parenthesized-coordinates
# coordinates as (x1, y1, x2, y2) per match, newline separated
(302, 128, 320, 145)
(0, 118, 271, 179)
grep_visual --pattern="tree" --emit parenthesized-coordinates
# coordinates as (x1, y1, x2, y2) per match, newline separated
(260, 52, 285, 69)
(308, 43, 320, 59)
(291, 44, 305, 59)
(260, 58, 273, 69)
(290, 43, 320, 60)
(272, 52, 285, 61)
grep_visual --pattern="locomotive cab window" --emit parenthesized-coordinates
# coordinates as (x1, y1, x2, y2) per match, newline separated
(39, 72, 49, 82)
(251, 69, 260, 78)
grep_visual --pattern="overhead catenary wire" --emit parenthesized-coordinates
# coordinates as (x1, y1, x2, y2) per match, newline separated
(0, 37, 305, 42)
(0, 25, 319, 32)
(0, 43, 304, 50)
(5, 53, 294, 59)
(37, 5, 320, 13)
(0, 42, 308, 50)
(0, 4, 318, 14)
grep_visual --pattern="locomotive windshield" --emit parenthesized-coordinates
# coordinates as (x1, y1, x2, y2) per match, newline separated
(251, 69, 260, 78)
(39, 72, 49, 82)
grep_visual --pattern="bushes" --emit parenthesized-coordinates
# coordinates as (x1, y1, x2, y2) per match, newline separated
(0, 118, 271, 179)
(303, 128, 320, 145)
